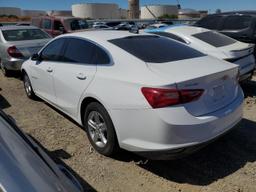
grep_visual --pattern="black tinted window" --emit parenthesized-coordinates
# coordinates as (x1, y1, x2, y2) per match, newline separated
(93, 46, 110, 64)
(193, 31, 236, 47)
(196, 16, 223, 30)
(63, 38, 94, 64)
(150, 32, 187, 44)
(63, 38, 110, 64)
(109, 36, 204, 63)
(41, 39, 65, 61)
(222, 16, 252, 30)
(42, 19, 51, 29)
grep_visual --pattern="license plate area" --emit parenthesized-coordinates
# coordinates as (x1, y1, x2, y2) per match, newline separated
(211, 85, 225, 102)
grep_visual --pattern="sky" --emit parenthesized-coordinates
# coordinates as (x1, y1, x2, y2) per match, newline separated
(0, 0, 255, 13)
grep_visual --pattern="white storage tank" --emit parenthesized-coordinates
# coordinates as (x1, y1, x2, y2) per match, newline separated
(141, 5, 178, 19)
(72, 3, 119, 19)
(0, 7, 22, 17)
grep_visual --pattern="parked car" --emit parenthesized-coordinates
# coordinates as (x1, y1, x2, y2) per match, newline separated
(146, 23, 169, 30)
(93, 24, 113, 30)
(145, 25, 256, 82)
(114, 22, 136, 31)
(0, 25, 51, 76)
(0, 109, 83, 192)
(31, 16, 89, 37)
(195, 11, 256, 44)
(21, 31, 243, 160)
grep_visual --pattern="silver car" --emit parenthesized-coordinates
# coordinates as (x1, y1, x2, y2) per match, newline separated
(0, 109, 84, 192)
(0, 26, 51, 76)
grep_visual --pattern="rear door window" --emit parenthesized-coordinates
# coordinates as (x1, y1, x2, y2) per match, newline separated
(41, 38, 65, 61)
(42, 19, 52, 30)
(222, 15, 252, 30)
(63, 38, 110, 64)
(109, 35, 204, 63)
(196, 15, 223, 30)
(192, 31, 236, 47)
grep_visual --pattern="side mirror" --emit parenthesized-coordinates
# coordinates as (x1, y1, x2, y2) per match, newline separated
(31, 53, 41, 61)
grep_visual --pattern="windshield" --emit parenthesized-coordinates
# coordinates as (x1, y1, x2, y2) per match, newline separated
(2, 29, 50, 41)
(192, 31, 237, 47)
(109, 35, 205, 63)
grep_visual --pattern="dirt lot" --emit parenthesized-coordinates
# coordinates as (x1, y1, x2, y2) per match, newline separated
(0, 72, 256, 192)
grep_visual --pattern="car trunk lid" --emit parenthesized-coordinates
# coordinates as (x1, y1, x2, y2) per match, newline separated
(148, 56, 239, 116)
(8, 39, 50, 58)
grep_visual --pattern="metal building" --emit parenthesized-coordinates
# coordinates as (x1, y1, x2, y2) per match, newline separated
(72, 3, 120, 19)
(0, 7, 22, 17)
(141, 5, 178, 19)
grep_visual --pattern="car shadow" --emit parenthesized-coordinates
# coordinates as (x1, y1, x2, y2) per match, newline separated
(28, 135, 96, 192)
(135, 118, 256, 186)
(241, 80, 256, 97)
(0, 94, 11, 109)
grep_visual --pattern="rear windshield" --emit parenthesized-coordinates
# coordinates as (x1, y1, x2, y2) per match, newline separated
(2, 29, 50, 41)
(109, 35, 204, 63)
(192, 31, 236, 47)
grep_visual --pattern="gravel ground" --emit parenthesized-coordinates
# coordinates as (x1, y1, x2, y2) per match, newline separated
(0, 72, 256, 192)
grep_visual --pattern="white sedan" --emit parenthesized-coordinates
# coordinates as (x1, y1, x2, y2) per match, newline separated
(145, 25, 255, 82)
(21, 31, 244, 159)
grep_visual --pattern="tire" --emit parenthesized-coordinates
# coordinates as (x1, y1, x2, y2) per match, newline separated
(23, 73, 36, 99)
(84, 102, 119, 156)
(0, 62, 11, 77)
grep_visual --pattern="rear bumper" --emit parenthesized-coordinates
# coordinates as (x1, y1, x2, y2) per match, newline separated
(3, 58, 25, 71)
(110, 87, 244, 159)
(136, 124, 238, 160)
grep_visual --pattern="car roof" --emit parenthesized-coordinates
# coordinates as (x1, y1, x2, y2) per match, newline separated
(0, 25, 40, 31)
(60, 30, 154, 43)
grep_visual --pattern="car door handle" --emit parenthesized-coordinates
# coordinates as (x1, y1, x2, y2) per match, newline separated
(46, 67, 53, 73)
(76, 73, 87, 80)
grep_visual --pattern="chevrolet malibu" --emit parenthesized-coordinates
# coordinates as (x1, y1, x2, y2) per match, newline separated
(21, 31, 244, 159)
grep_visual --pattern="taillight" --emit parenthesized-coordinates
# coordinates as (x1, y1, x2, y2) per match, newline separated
(7, 46, 24, 58)
(141, 87, 204, 108)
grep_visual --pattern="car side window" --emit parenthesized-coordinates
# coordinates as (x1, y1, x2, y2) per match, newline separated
(42, 19, 52, 30)
(222, 16, 252, 30)
(63, 38, 110, 64)
(40, 39, 65, 61)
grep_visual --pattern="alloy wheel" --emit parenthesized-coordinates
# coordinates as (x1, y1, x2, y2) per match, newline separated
(87, 111, 108, 148)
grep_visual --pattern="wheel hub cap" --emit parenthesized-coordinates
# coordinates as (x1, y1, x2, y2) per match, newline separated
(88, 111, 107, 148)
